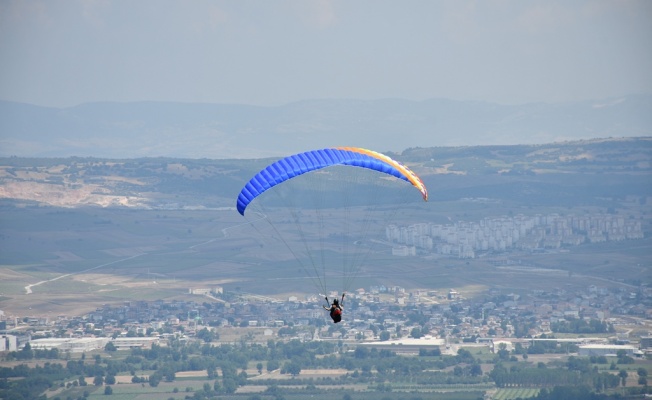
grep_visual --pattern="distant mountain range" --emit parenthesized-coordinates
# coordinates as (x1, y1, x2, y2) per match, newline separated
(0, 95, 650, 159)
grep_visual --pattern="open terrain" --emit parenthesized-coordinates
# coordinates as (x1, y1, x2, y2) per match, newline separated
(0, 138, 650, 316)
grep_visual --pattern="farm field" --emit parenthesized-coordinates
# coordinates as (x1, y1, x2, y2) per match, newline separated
(59, 382, 488, 400)
(39, 365, 492, 400)
(492, 388, 540, 399)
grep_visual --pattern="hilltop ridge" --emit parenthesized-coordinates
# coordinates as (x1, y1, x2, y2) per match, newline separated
(0, 137, 650, 209)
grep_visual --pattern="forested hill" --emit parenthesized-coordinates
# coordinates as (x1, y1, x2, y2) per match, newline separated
(0, 137, 650, 209)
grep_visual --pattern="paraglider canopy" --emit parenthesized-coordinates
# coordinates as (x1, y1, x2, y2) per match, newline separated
(235, 147, 428, 296)
(237, 147, 427, 216)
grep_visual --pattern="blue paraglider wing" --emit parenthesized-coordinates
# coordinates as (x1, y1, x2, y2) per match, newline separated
(236, 147, 428, 215)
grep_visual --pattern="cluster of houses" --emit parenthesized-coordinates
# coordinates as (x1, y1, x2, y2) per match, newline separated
(1, 280, 650, 358)
(386, 212, 644, 258)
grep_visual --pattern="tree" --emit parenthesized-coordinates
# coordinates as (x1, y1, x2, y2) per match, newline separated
(222, 378, 237, 394)
(237, 370, 248, 386)
(283, 361, 301, 376)
(18, 342, 34, 360)
(567, 356, 590, 373)
(497, 348, 510, 361)
(354, 346, 369, 359)
(104, 386, 113, 395)
(380, 330, 391, 341)
(196, 327, 216, 343)
(267, 359, 280, 372)
(163, 368, 175, 382)
(595, 355, 608, 364)
(93, 375, 104, 386)
(104, 342, 117, 352)
(618, 369, 628, 387)
(149, 373, 161, 387)
(470, 363, 483, 376)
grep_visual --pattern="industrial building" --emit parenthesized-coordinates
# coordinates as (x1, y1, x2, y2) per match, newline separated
(28, 336, 158, 352)
(578, 344, 638, 357)
(29, 337, 110, 353)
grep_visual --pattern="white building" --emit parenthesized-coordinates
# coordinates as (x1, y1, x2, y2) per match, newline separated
(578, 344, 638, 357)
(1, 335, 18, 351)
(189, 287, 223, 295)
(112, 337, 159, 350)
(392, 245, 416, 256)
(492, 340, 514, 353)
(30, 337, 110, 353)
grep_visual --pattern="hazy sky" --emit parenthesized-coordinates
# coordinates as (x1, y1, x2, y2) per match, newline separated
(1, 0, 651, 108)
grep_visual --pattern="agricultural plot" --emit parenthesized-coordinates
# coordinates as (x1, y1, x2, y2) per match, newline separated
(492, 388, 540, 400)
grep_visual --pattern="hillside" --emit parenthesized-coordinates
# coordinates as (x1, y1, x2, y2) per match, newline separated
(1, 95, 650, 159)
(0, 137, 650, 209)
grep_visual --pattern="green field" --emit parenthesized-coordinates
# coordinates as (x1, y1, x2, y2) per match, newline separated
(492, 388, 540, 400)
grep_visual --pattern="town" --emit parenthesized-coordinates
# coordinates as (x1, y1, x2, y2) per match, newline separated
(2, 277, 650, 359)
(386, 211, 644, 258)
(2, 277, 651, 399)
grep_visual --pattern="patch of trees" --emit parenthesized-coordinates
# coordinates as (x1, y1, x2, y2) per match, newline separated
(533, 385, 623, 400)
(489, 359, 620, 393)
(525, 339, 579, 355)
(2, 336, 639, 399)
(0, 339, 488, 399)
(551, 318, 614, 334)
(0, 362, 69, 400)
(418, 348, 441, 357)
(615, 349, 635, 365)
(4, 343, 60, 361)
